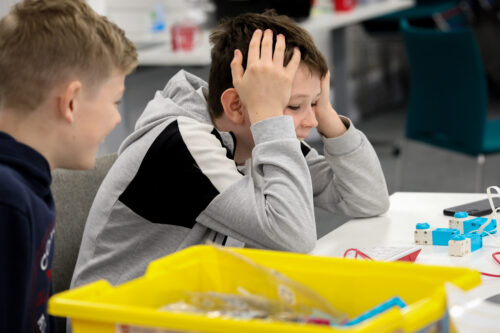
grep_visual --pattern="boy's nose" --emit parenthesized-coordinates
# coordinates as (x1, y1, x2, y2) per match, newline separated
(302, 107, 318, 128)
(115, 110, 122, 125)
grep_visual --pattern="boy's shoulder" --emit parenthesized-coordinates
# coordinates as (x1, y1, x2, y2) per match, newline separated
(0, 163, 30, 209)
(0, 160, 24, 185)
(122, 115, 236, 171)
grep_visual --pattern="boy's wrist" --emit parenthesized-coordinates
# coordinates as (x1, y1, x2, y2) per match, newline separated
(322, 116, 362, 156)
(247, 104, 284, 124)
(316, 107, 347, 138)
(251, 115, 296, 144)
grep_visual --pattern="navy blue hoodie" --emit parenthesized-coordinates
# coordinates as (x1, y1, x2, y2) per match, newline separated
(0, 131, 56, 333)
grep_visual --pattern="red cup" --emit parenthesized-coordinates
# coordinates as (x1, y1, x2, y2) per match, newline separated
(171, 23, 200, 51)
(333, 0, 357, 11)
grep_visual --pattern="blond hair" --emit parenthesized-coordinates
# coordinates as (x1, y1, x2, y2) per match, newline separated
(0, 0, 138, 111)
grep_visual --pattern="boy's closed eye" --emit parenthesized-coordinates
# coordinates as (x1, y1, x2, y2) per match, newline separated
(287, 102, 318, 111)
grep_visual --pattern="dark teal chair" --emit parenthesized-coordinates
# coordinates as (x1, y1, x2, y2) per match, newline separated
(400, 19, 500, 192)
(363, 0, 460, 34)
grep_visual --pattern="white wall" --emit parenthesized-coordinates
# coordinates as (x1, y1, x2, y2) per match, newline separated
(99, 0, 213, 44)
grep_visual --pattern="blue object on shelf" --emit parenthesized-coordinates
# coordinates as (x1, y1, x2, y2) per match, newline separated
(432, 228, 460, 245)
(344, 296, 407, 326)
(150, 4, 166, 33)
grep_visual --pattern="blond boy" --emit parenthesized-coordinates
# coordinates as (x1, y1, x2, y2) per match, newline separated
(0, 1, 137, 332)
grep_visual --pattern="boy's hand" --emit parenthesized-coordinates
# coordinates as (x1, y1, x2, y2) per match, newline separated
(231, 29, 301, 124)
(315, 71, 347, 138)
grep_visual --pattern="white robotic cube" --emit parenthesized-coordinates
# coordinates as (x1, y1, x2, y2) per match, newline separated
(448, 238, 471, 257)
(449, 219, 464, 233)
(414, 229, 433, 245)
(449, 212, 469, 234)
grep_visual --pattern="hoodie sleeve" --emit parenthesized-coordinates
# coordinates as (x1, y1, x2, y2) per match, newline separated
(196, 116, 316, 253)
(304, 116, 390, 217)
(0, 203, 31, 333)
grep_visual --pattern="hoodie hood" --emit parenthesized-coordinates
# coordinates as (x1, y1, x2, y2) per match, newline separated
(0, 131, 52, 198)
(119, 70, 212, 153)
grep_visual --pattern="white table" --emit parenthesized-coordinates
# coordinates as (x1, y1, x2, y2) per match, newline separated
(312, 192, 500, 281)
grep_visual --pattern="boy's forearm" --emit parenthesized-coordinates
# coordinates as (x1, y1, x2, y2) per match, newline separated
(315, 72, 347, 138)
(308, 120, 390, 217)
(197, 117, 317, 252)
(316, 105, 347, 138)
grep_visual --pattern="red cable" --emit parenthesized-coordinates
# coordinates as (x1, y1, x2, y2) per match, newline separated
(493, 251, 500, 265)
(480, 251, 500, 278)
(343, 248, 373, 260)
(481, 272, 500, 277)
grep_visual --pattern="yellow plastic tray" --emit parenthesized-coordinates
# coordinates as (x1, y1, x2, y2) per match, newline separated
(49, 245, 481, 333)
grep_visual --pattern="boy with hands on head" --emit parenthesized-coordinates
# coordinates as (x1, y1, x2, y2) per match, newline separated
(70, 12, 390, 294)
(231, 29, 347, 140)
(231, 29, 302, 125)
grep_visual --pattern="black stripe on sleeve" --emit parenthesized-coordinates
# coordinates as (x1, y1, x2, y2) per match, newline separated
(119, 120, 220, 228)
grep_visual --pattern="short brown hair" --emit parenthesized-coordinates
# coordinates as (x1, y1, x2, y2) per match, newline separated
(208, 10, 328, 118)
(0, 0, 138, 111)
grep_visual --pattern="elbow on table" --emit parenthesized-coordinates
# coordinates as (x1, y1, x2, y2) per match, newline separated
(278, 227, 316, 254)
(350, 195, 390, 218)
(294, 236, 316, 253)
(281, 239, 315, 254)
(371, 195, 390, 216)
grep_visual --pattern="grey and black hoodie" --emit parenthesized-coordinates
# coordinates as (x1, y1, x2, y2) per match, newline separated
(70, 70, 389, 288)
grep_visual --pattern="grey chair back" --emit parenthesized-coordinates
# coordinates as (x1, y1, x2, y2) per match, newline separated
(50, 153, 117, 332)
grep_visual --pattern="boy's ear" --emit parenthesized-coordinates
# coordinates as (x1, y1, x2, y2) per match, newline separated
(57, 80, 82, 123)
(220, 88, 244, 125)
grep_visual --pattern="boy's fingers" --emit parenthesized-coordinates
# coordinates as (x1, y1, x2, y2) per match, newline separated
(260, 29, 273, 62)
(247, 29, 263, 66)
(230, 49, 244, 85)
(285, 47, 301, 77)
(273, 34, 285, 66)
